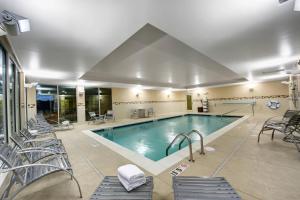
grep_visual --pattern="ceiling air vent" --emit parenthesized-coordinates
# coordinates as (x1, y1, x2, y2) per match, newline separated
(279, 0, 289, 3)
(279, 0, 300, 11)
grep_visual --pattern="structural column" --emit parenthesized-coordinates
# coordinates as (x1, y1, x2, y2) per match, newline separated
(19, 72, 26, 127)
(26, 86, 37, 120)
(289, 75, 300, 110)
(76, 85, 86, 123)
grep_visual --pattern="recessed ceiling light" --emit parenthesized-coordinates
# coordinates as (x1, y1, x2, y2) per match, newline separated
(136, 72, 142, 79)
(24, 69, 68, 79)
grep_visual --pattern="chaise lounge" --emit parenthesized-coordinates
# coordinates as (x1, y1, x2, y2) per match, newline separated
(258, 112, 300, 151)
(0, 143, 82, 200)
(88, 112, 105, 124)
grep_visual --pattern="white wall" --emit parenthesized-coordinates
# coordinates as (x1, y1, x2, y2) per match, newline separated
(190, 81, 290, 117)
(76, 86, 86, 123)
(112, 88, 187, 120)
(26, 87, 37, 120)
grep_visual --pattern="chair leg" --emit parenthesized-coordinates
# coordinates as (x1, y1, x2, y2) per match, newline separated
(271, 130, 275, 141)
(258, 129, 264, 143)
(292, 136, 300, 152)
(3, 174, 16, 199)
(70, 174, 83, 198)
(295, 143, 300, 152)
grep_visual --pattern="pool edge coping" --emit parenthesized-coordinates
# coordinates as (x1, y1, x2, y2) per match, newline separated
(83, 114, 250, 175)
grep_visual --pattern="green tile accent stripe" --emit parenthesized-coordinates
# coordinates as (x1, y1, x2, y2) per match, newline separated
(193, 95, 288, 102)
(113, 100, 186, 105)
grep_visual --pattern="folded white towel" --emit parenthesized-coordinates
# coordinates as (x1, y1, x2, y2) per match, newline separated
(62, 120, 70, 125)
(117, 164, 145, 182)
(118, 174, 146, 191)
(29, 129, 38, 135)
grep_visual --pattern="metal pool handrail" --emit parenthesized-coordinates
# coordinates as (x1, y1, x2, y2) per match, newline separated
(166, 133, 194, 162)
(220, 108, 241, 117)
(220, 101, 256, 117)
(179, 130, 205, 155)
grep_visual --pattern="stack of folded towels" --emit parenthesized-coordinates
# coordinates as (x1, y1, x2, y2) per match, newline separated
(117, 164, 146, 191)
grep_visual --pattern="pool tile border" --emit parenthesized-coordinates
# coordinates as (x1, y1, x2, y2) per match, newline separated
(83, 113, 249, 175)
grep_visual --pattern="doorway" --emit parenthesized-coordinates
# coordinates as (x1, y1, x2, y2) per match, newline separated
(187, 95, 192, 110)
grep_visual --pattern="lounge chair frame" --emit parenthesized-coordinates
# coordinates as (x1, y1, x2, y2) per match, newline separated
(88, 112, 105, 124)
(10, 134, 67, 164)
(89, 176, 153, 200)
(258, 113, 300, 151)
(173, 176, 241, 200)
(0, 144, 82, 200)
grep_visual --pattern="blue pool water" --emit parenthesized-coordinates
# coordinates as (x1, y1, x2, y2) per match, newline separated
(93, 115, 240, 161)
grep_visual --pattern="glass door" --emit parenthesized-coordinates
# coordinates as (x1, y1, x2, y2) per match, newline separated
(187, 95, 192, 110)
(15, 71, 21, 131)
(58, 86, 77, 122)
(8, 60, 16, 133)
(85, 87, 99, 120)
(36, 85, 58, 124)
(99, 88, 112, 115)
(0, 47, 5, 142)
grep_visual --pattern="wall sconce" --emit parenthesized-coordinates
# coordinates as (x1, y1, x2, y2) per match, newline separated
(133, 87, 142, 98)
(165, 89, 172, 98)
(247, 82, 256, 92)
(194, 87, 204, 97)
(78, 86, 85, 97)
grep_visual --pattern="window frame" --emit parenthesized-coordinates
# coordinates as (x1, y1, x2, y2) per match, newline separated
(0, 45, 8, 143)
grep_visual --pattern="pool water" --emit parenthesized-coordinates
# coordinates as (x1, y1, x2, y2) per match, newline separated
(94, 115, 240, 161)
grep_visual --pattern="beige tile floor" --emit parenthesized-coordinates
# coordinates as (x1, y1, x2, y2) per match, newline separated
(13, 115, 300, 200)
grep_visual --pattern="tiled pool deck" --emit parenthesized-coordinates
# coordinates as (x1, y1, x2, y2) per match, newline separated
(12, 113, 300, 200)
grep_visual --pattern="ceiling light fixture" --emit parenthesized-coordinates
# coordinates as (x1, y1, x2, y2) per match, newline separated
(24, 69, 68, 79)
(0, 10, 30, 35)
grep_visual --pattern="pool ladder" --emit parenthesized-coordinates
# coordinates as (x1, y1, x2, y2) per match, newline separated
(165, 130, 205, 162)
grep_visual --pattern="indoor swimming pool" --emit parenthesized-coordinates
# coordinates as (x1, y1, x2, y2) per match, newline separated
(93, 114, 241, 161)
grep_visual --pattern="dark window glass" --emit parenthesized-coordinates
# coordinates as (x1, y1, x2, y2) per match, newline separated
(58, 86, 77, 122)
(0, 47, 5, 142)
(85, 87, 99, 120)
(99, 88, 112, 115)
(9, 60, 16, 133)
(16, 71, 21, 130)
(36, 85, 58, 123)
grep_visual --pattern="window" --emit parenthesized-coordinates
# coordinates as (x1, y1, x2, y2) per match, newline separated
(58, 86, 77, 122)
(36, 85, 58, 124)
(85, 87, 99, 120)
(9, 60, 16, 133)
(85, 88, 112, 120)
(0, 45, 21, 143)
(0, 47, 5, 143)
(99, 88, 112, 115)
(15, 71, 21, 130)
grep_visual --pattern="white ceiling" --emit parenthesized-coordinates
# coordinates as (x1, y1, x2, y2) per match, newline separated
(1, 0, 300, 88)
(82, 24, 245, 88)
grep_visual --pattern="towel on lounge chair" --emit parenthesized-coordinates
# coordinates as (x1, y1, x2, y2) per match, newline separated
(89, 176, 153, 200)
(117, 164, 146, 191)
(118, 174, 146, 191)
(29, 129, 38, 135)
(117, 164, 145, 182)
